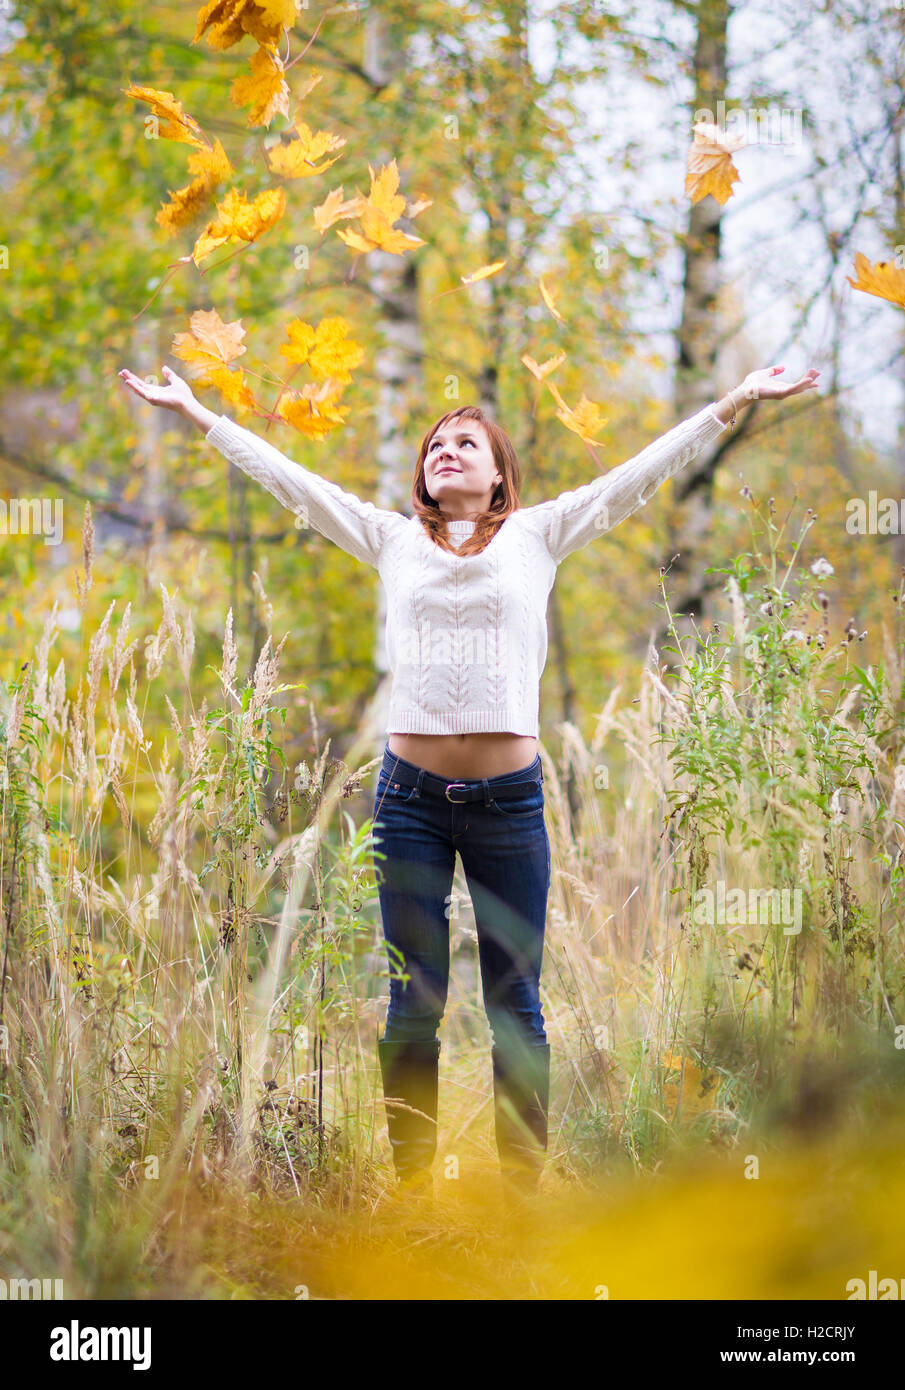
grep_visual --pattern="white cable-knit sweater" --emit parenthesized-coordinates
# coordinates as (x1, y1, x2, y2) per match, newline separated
(205, 404, 728, 736)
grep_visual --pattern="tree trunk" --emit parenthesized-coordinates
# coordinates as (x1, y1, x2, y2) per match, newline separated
(658, 0, 731, 657)
(356, 3, 426, 754)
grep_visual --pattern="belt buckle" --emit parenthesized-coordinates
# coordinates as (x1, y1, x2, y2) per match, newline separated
(445, 781, 469, 803)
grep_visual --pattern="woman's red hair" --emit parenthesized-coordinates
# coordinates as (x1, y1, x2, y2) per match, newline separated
(411, 406, 522, 557)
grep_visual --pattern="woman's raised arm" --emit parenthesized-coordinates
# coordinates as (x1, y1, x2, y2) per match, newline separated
(118, 365, 405, 570)
(518, 365, 820, 566)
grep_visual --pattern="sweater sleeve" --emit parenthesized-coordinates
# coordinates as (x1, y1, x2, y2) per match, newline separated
(519, 404, 729, 565)
(204, 414, 404, 570)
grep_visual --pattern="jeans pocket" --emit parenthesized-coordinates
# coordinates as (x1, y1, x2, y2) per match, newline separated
(487, 787, 545, 819)
(375, 773, 418, 805)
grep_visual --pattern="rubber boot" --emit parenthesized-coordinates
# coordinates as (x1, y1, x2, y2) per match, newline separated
(491, 1041, 550, 1200)
(377, 1037, 440, 1191)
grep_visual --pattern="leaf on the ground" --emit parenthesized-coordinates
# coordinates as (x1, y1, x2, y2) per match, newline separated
(661, 1050, 719, 1119)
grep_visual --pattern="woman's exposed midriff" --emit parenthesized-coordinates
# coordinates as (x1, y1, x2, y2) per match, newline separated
(386, 731, 539, 780)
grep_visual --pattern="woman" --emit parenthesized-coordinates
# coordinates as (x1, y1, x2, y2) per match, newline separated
(118, 360, 820, 1198)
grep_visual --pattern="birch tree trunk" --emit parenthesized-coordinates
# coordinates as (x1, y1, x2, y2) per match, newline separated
(657, 0, 732, 656)
(356, 2, 426, 752)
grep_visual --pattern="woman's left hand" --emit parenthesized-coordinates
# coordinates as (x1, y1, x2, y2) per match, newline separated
(739, 365, 821, 401)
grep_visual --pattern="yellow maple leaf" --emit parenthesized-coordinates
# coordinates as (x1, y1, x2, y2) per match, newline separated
(336, 226, 385, 254)
(192, 228, 231, 264)
(660, 1050, 719, 1121)
(171, 307, 247, 376)
(338, 220, 424, 255)
(231, 43, 290, 127)
(278, 381, 351, 438)
(312, 187, 364, 235)
(846, 251, 905, 309)
(156, 138, 233, 235)
(193, 0, 246, 48)
(191, 186, 286, 264)
(538, 276, 565, 323)
(685, 120, 746, 206)
(279, 319, 315, 366)
(122, 84, 206, 146)
(201, 364, 259, 412)
(279, 315, 364, 384)
(266, 122, 346, 179)
(521, 351, 567, 381)
(368, 160, 407, 223)
(194, 0, 297, 50)
(188, 138, 234, 185)
(335, 159, 426, 256)
(547, 383, 607, 442)
(246, 0, 298, 44)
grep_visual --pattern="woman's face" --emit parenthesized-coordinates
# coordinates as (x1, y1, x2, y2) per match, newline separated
(424, 419, 502, 518)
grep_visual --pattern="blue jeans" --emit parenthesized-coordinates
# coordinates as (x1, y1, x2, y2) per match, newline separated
(372, 743, 550, 1056)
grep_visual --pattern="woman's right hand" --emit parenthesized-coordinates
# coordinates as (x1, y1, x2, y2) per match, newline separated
(118, 364, 197, 416)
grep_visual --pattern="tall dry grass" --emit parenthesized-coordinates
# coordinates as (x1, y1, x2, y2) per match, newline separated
(1, 493, 904, 1297)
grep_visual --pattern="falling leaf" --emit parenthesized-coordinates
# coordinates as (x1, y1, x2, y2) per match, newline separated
(846, 251, 905, 309)
(335, 159, 426, 257)
(266, 122, 346, 179)
(202, 364, 259, 412)
(122, 84, 206, 146)
(230, 42, 290, 127)
(521, 351, 567, 381)
(278, 381, 352, 438)
(312, 186, 364, 235)
(538, 276, 565, 323)
(171, 307, 247, 376)
(293, 71, 324, 107)
(156, 139, 234, 235)
(191, 186, 286, 264)
(685, 120, 746, 206)
(461, 260, 507, 286)
(427, 259, 507, 304)
(279, 315, 365, 384)
(547, 383, 607, 442)
(193, 0, 299, 51)
(405, 194, 433, 219)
